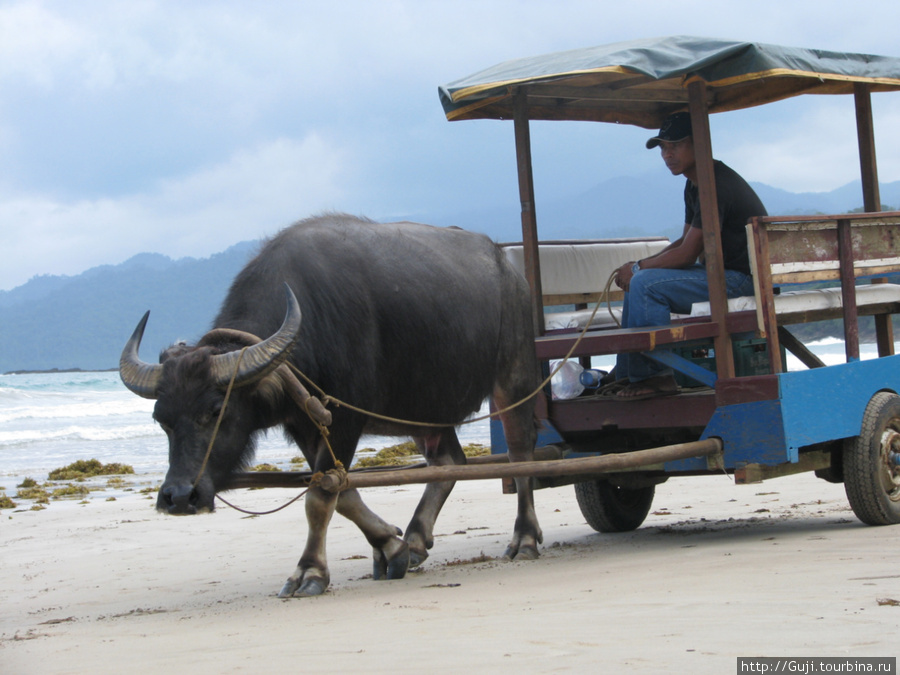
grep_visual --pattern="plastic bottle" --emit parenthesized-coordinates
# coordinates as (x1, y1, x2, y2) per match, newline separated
(550, 360, 585, 399)
(579, 368, 608, 389)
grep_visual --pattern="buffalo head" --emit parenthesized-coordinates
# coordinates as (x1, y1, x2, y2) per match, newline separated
(119, 285, 302, 514)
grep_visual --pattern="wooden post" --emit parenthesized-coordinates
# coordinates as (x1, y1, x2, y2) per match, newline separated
(688, 80, 735, 379)
(749, 218, 784, 373)
(854, 83, 881, 212)
(854, 82, 894, 356)
(513, 88, 545, 336)
(837, 218, 861, 362)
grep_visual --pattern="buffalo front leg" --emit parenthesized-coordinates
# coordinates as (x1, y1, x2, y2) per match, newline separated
(404, 432, 466, 567)
(494, 390, 542, 561)
(335, 487, 410, 581)
(278, 484, 337, 598)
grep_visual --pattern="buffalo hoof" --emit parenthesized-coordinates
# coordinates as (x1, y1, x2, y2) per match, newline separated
(408, 546, 429, 569)
(278, 575, 328, 598)
(278, 578, 301, 598)
(373, 541, 410, 581)
(503, 543, 540, 561)
(296, 577, 328, 597)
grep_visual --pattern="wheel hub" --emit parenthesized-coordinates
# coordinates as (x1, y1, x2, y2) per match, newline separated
(880, 428, 900, 502)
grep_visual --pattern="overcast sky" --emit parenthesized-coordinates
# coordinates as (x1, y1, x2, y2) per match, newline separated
(2, 0, 900, 291)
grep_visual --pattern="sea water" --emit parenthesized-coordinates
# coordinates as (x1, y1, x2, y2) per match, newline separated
(0, 339, 893, 494)
(0, 370, 492, 493)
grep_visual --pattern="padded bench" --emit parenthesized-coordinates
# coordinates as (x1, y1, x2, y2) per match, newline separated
(502, 238, 669, 331)
(689, 283, 900, 319)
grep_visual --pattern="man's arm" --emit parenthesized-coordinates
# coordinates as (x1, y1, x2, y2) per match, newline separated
(644, 221, 692, 259)
(614, 225, 704, 291)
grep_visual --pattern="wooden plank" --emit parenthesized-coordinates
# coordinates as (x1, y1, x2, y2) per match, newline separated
(777, 327, 825, 369)
(534, 321, 720, 360)
(549, 390, 717, 433)
(544, 291, 623, 306)
(765, 221, 900, 274)
(734, 449, 831, 484)
(715, 374, 780, 407)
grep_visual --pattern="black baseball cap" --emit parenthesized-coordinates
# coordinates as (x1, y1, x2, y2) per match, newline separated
(646, 112, 692, 149)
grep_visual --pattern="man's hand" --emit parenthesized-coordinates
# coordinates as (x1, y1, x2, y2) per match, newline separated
(614, 261, 637, 292)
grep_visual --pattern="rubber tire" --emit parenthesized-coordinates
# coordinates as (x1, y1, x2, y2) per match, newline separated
(843, 391, 900, 526)
(574, 479, 655, 533)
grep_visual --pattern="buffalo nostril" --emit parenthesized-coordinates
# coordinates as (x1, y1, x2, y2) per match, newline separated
(160, 484, 200, 514)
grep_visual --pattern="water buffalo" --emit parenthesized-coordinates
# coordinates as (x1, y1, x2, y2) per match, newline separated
(119, 213, 542, 597)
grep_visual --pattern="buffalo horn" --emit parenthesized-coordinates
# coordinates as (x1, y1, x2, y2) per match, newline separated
(210, 284, 302, 388)
(119, 311, 163, 399)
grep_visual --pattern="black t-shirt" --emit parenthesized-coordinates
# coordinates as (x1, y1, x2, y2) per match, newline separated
(684, 160, 767, 275)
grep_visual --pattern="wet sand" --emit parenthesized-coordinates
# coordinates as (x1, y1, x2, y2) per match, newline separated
(3, 473, 898, 673)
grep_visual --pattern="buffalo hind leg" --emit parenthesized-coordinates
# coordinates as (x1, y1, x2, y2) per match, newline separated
(335, 487, 410, 580)
(494, 388, 542, 560)
(278, 484, 337, 598)
(403, 432, 466, 567)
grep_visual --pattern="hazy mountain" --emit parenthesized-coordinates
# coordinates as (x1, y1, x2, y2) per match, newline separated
(2, 177, 898, 372)
(0, 241, 259, 373)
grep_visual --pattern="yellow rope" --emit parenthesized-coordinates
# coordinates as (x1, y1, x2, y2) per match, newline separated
(286, 271, 619, 429)
(215, 488, 309, 515)
(193, 347, 247, 488)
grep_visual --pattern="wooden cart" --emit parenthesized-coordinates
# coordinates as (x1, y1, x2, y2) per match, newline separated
(438, 36, 900, 530)
(234, 37, 900, 533)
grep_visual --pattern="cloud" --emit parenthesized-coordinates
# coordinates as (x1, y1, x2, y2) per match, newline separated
(2, 0, 900, 291)
(0, 133, 352, 289)
(717, 97, 900, 193)
(0, 2, 86, 88)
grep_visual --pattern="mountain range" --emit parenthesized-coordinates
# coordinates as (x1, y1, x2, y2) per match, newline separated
(2, 176, 898, 373)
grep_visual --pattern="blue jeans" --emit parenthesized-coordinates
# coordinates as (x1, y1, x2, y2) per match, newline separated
(616, 264, 755, 382)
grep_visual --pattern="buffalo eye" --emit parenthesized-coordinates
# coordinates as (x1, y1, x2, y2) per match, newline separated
(200, 404, 223, 427)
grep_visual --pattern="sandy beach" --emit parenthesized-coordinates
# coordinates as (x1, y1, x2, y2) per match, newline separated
(3, 471, 899, 674)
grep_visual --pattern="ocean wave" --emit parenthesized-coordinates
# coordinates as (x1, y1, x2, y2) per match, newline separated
(806, 337, 846, 347)
(0, 371, 124, 393)
(0, 424, 164, 448)
(0, 386, 37, 401)
(0, 398, 153, 424)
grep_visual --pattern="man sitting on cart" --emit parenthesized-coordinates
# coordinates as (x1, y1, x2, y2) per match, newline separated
(611, 112, 767, 400)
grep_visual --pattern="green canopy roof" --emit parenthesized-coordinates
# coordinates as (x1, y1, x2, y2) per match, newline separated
(439, 36, 900, 128)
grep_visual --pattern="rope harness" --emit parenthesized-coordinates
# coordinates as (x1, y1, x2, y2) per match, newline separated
(200, 271, 620, 515)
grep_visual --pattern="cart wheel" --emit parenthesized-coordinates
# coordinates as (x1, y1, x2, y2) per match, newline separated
(843, 391, 900, 526)
(574, 479, 654, 533)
